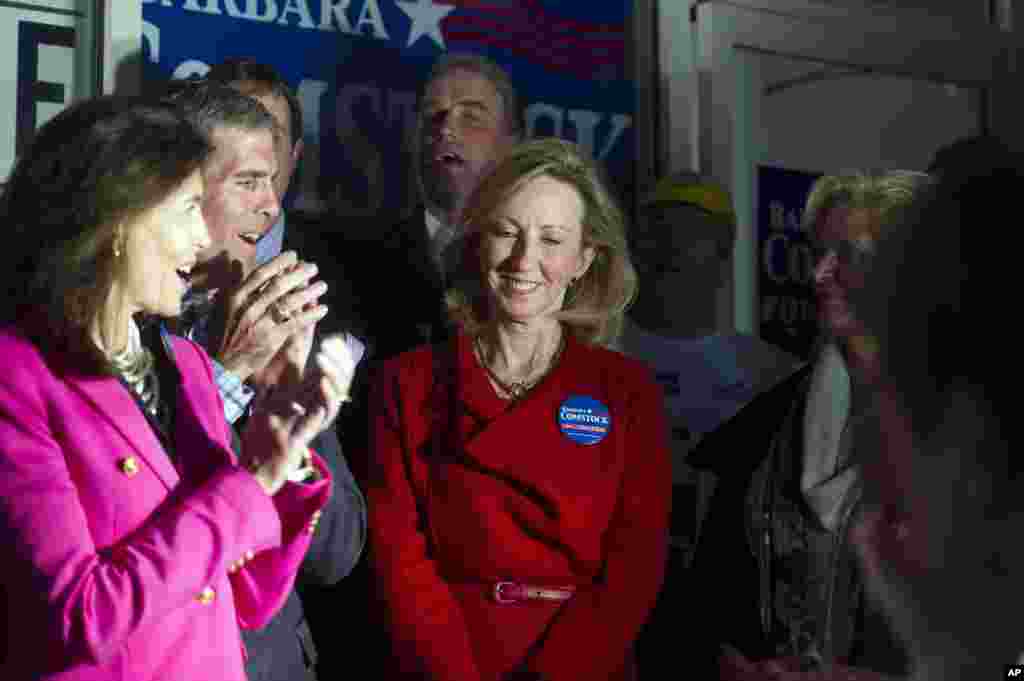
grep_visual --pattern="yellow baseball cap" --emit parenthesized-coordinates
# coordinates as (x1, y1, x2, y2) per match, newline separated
(642, 172, 736, 225)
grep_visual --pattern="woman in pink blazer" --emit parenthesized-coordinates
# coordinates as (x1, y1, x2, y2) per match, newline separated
(0, 97, 347, 680)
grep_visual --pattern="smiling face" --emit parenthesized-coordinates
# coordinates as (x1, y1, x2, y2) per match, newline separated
(419, 68, 516, 218)
(192, 125, 279, 292)
(118, 170, 210, 318)
(479, 175, 595, 328)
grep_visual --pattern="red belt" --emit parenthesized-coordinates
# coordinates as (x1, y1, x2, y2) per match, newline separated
(492, 581, 576, 605)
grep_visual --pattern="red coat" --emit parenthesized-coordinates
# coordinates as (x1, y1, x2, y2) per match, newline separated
(368, 331, 671, 681)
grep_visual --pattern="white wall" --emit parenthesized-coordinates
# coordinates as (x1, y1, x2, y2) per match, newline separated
(102, 0, 144, 95)
(813, 0, 989, 22)
(0, 0, 140, 182)
(653, 0, 1013, 333)
(1, 1, 80, 180)
(758, 56, 981, 174)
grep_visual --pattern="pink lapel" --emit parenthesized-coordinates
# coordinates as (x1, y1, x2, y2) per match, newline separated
(167, 336, 235, 480)
(64, 372, 181, 492)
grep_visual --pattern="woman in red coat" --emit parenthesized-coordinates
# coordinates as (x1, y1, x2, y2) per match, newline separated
(367, 138, 672, 681)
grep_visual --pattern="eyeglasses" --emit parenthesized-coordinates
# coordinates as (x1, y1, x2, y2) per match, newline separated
(812, 237, 875, 270)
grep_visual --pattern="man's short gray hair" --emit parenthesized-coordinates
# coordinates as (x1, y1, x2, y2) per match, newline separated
(162, 79, 276, 142)
(422, 53, 525, 139)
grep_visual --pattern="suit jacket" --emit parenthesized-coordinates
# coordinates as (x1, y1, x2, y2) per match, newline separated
(336, 207, 451, 484)
(353, 208, 450, 364)
(219, 215, 368, 681)
(367, 332, 672, 681)
(283, 211, 365, 341)
(0, 320, 330, 681)
(239, 393, 367, 681)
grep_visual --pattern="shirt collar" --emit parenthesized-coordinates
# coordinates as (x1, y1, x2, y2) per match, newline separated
(424, 207, 446, 240)
(255, 215, 287, 266)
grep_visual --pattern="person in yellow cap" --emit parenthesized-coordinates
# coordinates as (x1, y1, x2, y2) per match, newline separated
(624, 169, 799, 543)
(627, 171, 738, 344)
(624, 170, 800, 676)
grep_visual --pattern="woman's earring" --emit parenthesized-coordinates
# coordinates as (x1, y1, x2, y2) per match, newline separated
(564, 277, 579, 305)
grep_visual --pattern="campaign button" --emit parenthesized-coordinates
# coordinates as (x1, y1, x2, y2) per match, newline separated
(557, 395, 611, 445)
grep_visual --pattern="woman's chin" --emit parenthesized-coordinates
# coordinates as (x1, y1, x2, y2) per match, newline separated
(494, 305, 551, 325)
(491, 299, 567, 329)
(139, 301, 182, 320)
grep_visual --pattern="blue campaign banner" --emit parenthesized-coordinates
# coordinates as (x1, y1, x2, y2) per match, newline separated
(140, 0, 635, 224)
(757, 165, 822, 360)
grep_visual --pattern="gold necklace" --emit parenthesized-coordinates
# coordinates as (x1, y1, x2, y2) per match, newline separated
(475, 332, 566, 401)
(112, 348, 159, 416)
(107, 321, 159, 417)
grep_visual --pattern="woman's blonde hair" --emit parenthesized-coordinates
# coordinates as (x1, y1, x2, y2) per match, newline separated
(445, 137, 637, 346)
(802, 169, 932, 242)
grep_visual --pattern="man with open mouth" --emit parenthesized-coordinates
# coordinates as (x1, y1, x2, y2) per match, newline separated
(354, 53, 524, 364)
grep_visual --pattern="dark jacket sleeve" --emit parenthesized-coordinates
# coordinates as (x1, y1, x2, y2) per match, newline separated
(227, 419, 365, 589)
(225, 335, 368, 588)
(272, 218, 370, 585)
(299, 424, 367, 586)
(684, 363, 813, 671)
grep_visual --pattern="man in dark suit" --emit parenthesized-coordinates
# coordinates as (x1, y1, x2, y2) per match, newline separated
(168, 74, 367, 681)
(353, 52, 525, 363)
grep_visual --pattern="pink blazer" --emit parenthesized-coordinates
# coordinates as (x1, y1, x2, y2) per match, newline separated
(0, 323, 331, 681)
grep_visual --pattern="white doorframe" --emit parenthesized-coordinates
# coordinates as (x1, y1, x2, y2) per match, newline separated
(690, 0, 1007, 334)
(96, 0, 143, 95)
(1, 1, 141, 181)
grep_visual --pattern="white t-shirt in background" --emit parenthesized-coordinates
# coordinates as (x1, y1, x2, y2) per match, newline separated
(620, 319, 801, 555)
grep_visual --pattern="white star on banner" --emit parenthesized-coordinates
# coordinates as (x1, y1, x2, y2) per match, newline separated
(396, 0, 455, 49)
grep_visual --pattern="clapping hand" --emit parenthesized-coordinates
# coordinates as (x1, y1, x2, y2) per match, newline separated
(295, 333, 357, 429)
(241, 389, 326, 496)
(212, 251, 327, 385)
(241, 333, 357, 493)
(720, 645, 801, 681)
(719, 645, 901, 681)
